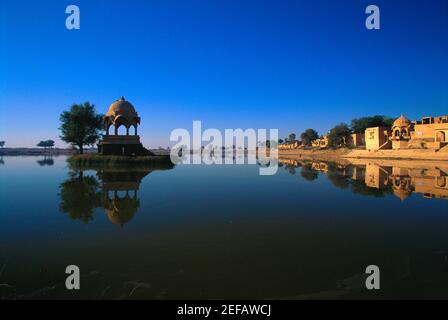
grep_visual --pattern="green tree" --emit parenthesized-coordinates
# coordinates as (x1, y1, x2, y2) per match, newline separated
(328, 123, 352, 148)
(288, 133, 296, 142)
(350, 115, 394, 134)
(300, 129, 319, 146)
(278, 139, 284, 144)
(59, 102, 103, 154)
(0, 141, 5, 148)
(37, 139, 55, 152)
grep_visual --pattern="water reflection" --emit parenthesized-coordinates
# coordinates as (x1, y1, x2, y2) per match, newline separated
(36, 155, 54, 166)
(2, 156, 448, 299)
(279, 157, 448, 200)
(59, 162, 174, 225)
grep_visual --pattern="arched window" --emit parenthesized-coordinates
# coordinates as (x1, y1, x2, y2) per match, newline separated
(436, 176, 446, 188)
(114, 116, 128, 135)
(401, 129, 407, 137)
(116, 125, 127, 135)
(436, 131, 446, 142)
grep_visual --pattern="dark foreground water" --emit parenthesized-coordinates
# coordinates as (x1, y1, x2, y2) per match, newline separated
(0, 155, 448, 299)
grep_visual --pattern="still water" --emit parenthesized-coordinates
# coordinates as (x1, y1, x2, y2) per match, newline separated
(0, 155, 448, 299)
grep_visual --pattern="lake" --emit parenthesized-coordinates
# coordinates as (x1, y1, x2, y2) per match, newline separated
(0, 155, 448, 299)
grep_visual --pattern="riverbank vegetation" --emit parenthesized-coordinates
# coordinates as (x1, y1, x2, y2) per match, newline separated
(68, 153, 174, 168)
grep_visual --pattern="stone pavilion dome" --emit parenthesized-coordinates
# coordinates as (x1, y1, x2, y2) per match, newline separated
(103, 97, 141, 135)
(106, 96, 137, 119)
(393, 115, 411, 128)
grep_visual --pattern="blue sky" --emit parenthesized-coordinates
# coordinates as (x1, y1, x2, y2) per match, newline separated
(0, 0, 447, 147)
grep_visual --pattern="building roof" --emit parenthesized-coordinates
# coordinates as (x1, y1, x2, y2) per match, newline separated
(106, 96, 137, 118)
(104, 196, 139, 226)
(393, 115, 411, 127)
(393, 188, 412, 201)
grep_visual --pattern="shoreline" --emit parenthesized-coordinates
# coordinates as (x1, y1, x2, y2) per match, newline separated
(0, 148, 170, 156)
(0, 148, 75, 156)
(278, 147, 448, 162)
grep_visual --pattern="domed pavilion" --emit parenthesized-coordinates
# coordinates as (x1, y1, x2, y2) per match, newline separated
(390, 115, 413, 149)
(98, 97, 152, 155)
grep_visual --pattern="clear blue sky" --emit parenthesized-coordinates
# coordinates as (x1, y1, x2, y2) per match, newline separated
(1, 0, 447, 147)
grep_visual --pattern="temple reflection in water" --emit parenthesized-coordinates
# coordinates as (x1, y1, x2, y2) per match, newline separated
(59, 163, 174, 225)
(99, 169, 148, 226)
(279, 157, 448, 201)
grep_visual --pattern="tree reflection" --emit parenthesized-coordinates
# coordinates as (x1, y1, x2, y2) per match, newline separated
(59, 170, 102, 223)
(326, 163, 351, 190)
(300, 164, 319, 181)
(58, 162, 174, 225)
(36, 155, 54, 166)
(351, 179, 391, 197)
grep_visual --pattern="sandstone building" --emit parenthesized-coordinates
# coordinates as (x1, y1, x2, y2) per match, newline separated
(365, 115, 448, 151)
(98, 97, 152, 156)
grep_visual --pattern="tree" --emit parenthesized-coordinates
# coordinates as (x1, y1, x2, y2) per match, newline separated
(37, 139, 55, 152)
(59, 102, 103, 154)
(278, 139, 284, 144)
(328, 123, 352, 148)
(0, 141, 5, 148)
(288, 133, 296, 142)
(350, 115, 394, 134)
(300, 129, 319, 146)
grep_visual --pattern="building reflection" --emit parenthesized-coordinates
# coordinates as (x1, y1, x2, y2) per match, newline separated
(59, 163, 174, 225)
(98, 169, 148, 226)
(279, 157, 448, 201)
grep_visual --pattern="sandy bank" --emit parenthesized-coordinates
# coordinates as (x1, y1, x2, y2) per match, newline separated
(279, 147, 447, 161)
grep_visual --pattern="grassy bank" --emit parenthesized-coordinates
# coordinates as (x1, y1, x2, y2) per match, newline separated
(68, 153, 174, 168)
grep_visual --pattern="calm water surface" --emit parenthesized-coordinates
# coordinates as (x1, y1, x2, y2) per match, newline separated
(1, 155, 448, 299)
